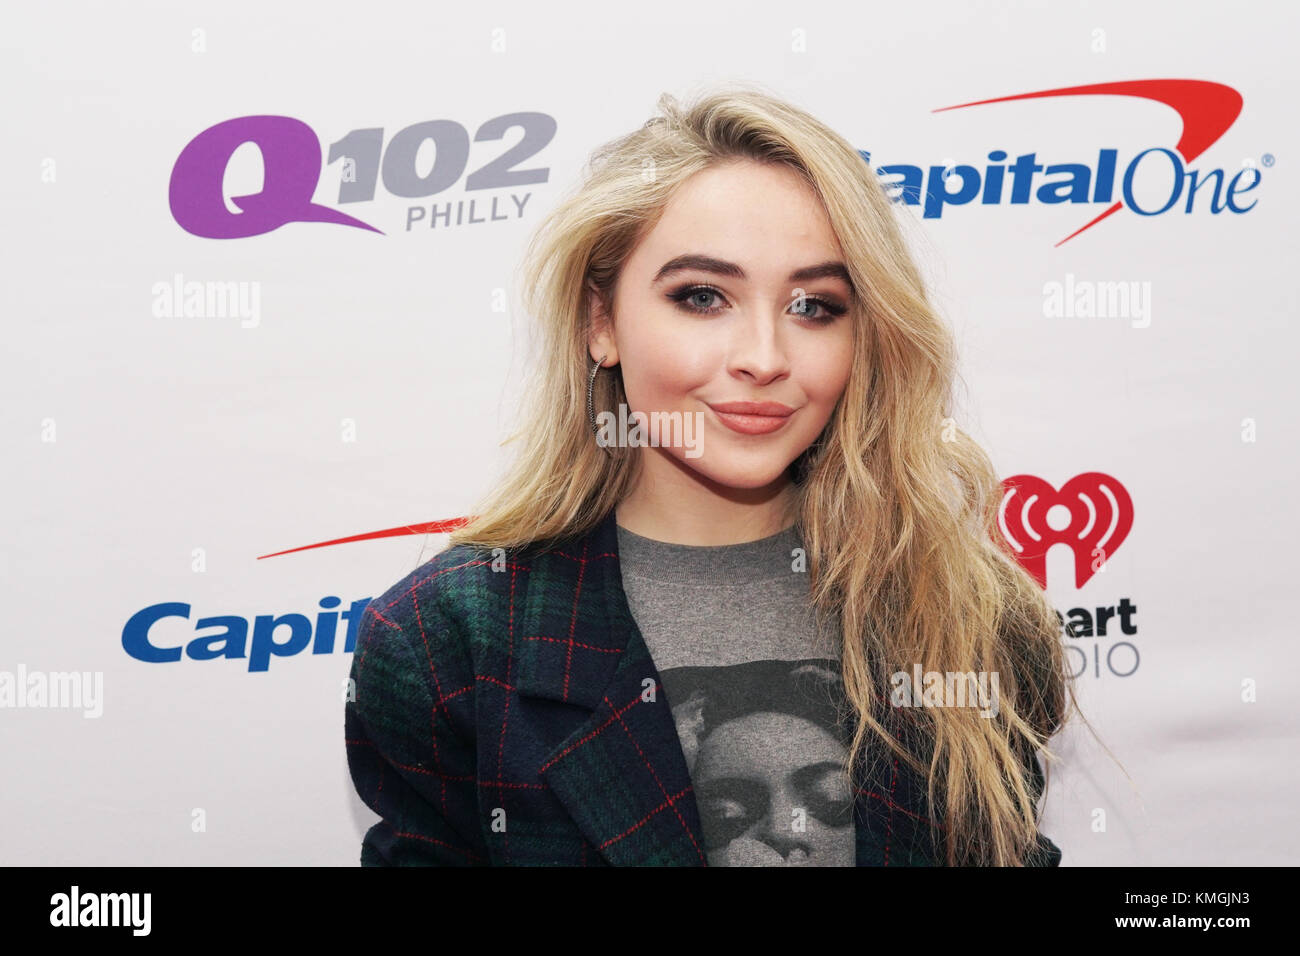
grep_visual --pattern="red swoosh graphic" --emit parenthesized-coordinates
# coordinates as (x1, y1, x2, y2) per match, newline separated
(933, 79, 1243, 245)
(258, 516, 471, 559)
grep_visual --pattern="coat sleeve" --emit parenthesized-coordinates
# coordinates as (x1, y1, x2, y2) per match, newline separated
(1023, 749, 1062, 867)
(1001, 619, 1065, 867)
(344, 576, 487, 865)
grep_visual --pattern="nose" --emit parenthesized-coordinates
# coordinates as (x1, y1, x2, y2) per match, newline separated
(726, 306, 791, 386)
(753, 784, 812, 862)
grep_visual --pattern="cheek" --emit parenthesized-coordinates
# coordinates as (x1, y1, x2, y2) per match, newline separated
(798, 333, 855, 405)
(620, 328, 716, 407)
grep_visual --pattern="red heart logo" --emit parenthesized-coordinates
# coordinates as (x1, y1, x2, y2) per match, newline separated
(998, 472, 1133, 588)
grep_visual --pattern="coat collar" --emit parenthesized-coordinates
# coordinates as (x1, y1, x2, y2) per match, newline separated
(512, 506, 929, 866)
(512, 506, 708, 864)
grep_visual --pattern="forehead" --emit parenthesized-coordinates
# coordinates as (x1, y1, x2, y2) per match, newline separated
(628, 160, 845, 278)
(695, 712, 847, 773)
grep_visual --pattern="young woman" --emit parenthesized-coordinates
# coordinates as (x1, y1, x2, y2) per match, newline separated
(345, 85, 1077, 867)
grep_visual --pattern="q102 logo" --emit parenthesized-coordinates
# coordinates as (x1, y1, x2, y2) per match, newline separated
(168, 113, 556, 238)
(1000, 472, 1140, 680)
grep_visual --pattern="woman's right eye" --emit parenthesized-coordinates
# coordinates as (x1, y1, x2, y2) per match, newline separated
(668, 284, 728, 315)
(706, 796, 748, 820)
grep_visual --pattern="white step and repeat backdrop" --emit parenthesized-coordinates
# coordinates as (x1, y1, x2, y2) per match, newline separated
(3, 0, 1296, 865)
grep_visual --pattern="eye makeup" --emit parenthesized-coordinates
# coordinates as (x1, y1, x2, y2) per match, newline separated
(666, 283, 849, 324)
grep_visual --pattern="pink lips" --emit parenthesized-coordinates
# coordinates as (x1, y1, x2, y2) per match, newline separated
(707, 400, 795, 436)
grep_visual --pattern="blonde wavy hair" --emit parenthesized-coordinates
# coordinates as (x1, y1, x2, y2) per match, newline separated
(449, 83, 1091, 865)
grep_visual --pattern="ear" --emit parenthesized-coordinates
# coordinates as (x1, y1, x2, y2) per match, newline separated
(585, 281, 619, 367)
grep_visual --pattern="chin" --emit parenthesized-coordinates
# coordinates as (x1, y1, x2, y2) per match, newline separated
(675, 453, 796, 491)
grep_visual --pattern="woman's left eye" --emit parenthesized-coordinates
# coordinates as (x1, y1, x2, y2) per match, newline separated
(668, 285, 846, 324)
(790, 296, 838, 322)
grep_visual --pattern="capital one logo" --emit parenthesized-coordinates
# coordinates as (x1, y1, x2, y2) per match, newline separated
(865, 79, 1261, 246)
(999, 472, 1133, 588)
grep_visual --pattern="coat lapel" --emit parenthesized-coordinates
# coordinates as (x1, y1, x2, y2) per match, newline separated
(511, 506, 937, 867)
(513, 507, 709, 865)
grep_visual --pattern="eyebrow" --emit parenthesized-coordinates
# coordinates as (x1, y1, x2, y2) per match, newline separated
(652, 254, 854, 289)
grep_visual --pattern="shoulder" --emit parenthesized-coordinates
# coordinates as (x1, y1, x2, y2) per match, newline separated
(350, 544, 502, 733)
(357, 534, 574, 660)
(359, 542, 504, 645)
(354, 512, 610, 678)
(349, 534, 590, 736)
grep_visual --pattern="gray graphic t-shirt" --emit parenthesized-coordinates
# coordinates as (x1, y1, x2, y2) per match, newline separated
(616, 521, 857, 866)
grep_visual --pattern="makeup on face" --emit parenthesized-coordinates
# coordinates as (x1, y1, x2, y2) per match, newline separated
(653, 253, 853, 330)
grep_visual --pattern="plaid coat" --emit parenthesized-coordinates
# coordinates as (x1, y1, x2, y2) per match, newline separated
(344, 506, 1062, 866)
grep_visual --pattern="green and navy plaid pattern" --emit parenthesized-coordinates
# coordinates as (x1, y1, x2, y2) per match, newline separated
(344, 506, 1062, 866)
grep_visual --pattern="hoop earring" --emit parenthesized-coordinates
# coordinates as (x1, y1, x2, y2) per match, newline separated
(587, 354, 613, 457)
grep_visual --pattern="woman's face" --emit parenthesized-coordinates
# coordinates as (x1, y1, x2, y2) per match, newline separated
(588, 159, 856, 491)
(693, 711, 856, 866)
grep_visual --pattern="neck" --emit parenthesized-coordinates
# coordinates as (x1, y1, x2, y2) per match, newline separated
(614, 447, 799, 545)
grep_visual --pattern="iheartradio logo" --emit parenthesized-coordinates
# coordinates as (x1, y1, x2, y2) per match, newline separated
(999, 472, 1133, 589)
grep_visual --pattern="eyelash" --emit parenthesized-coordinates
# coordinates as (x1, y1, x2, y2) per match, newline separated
(667, 284, 848, 324)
